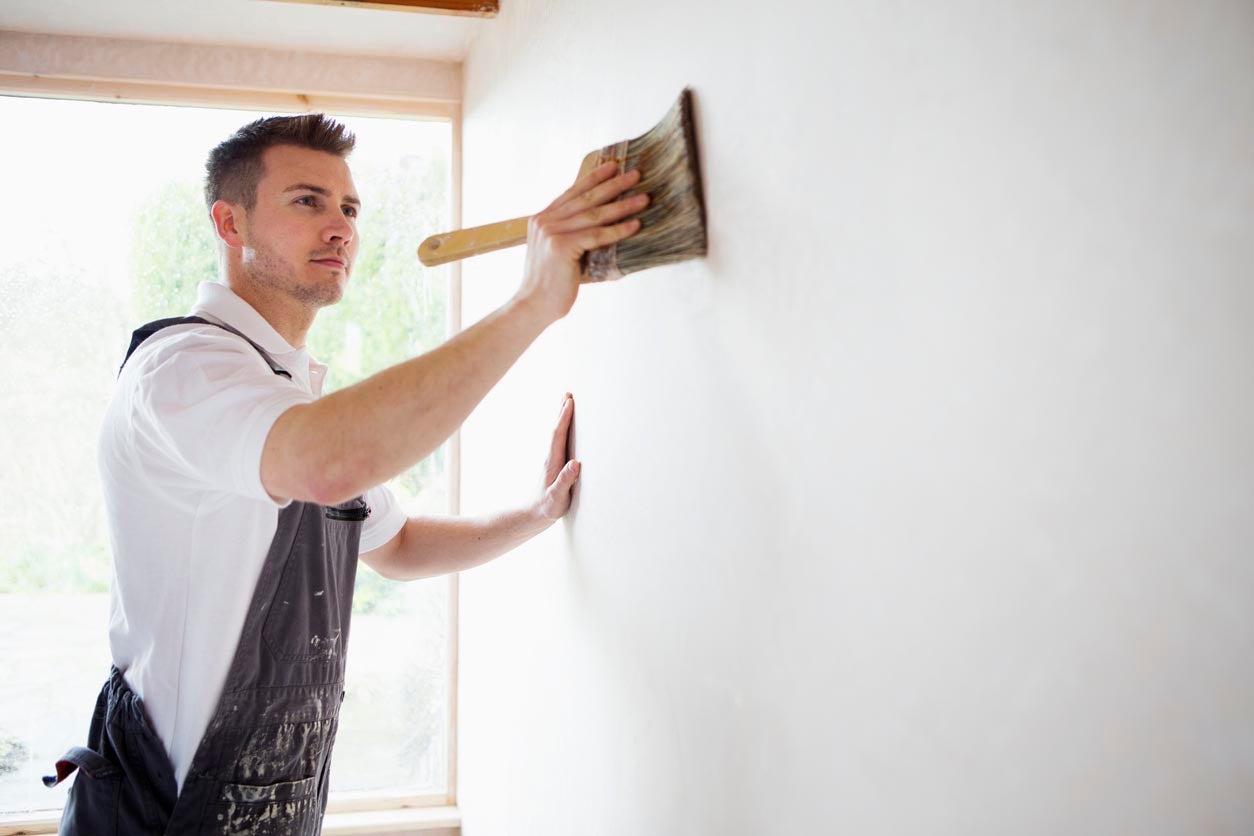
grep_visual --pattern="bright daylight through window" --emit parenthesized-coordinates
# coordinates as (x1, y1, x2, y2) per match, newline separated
(0, 95, 453, 816)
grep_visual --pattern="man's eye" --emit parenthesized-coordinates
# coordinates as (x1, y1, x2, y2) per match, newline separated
(343, 206, 358, 218)
(296, 195, 317, 206)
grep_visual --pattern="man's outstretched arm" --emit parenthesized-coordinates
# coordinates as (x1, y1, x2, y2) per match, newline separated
(360, 393, 581, 581)
(262, 164, 646, 506)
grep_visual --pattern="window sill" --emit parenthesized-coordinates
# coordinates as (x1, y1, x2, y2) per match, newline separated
(0, 806, 460, 836)
(324, 805, 461, 834)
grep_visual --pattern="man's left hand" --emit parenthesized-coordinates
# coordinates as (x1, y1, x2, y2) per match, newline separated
(536, 392, 581, 521)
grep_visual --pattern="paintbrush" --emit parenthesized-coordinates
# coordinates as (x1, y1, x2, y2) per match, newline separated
(417, 88, 706, 281)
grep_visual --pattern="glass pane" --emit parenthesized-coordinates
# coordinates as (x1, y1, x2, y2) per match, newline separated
(0, 96, 452, 814)
(312, 112, 452, 795)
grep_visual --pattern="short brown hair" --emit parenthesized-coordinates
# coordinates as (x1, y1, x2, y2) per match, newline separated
(204, 113, 356, 210)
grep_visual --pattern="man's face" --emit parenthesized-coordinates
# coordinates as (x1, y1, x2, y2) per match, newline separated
(238, 144, 361, 308)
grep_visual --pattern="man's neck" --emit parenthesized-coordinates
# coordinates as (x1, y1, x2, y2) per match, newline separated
(225, 278, 313, 349)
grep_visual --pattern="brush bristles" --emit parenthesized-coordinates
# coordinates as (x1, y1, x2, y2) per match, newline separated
(582, 89, 707, 281)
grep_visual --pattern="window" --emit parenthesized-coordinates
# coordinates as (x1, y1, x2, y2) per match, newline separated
(0, 95, 454, 817)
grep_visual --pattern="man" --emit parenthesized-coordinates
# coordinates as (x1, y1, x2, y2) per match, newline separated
(46, 113, 648, 834)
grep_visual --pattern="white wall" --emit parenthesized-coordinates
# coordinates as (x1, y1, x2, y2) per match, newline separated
(455, 2, 1254, 833)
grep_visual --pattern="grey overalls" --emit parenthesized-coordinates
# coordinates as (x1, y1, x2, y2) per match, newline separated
(46, 316, 370, 835)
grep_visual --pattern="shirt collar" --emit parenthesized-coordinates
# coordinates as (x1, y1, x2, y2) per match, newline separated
(189, 281, 329, 396)
(190, 281, 296, 358)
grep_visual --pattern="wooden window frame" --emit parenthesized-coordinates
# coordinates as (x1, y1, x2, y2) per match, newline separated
(261, 0, 499, 18)
(0, 51, 464, 836)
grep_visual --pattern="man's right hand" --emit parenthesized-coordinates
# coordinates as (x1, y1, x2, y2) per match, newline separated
(513, 161, 649, 324)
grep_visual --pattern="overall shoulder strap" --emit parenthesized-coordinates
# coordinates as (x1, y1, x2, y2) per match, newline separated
(119, 315, 292, 379)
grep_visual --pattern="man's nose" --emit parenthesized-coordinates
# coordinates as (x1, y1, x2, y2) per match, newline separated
(324, 213, 354, 244)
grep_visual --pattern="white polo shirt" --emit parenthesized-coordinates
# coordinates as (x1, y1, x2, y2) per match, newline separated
(97, 280, 407, 794)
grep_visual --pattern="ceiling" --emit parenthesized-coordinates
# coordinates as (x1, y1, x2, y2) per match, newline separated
(0, 0, 486, 62)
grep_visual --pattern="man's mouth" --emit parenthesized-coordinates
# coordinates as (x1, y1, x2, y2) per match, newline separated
(311, 257, 347, 270)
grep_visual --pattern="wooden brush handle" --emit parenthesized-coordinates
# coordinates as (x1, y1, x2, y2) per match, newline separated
(418, 216, 531, 267)
(417, 151, 619, 267)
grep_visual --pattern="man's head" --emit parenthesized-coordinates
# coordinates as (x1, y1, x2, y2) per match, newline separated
(206, 114, 362, 321)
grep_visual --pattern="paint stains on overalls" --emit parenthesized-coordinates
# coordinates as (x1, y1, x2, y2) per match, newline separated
(47, 317, 369, 835)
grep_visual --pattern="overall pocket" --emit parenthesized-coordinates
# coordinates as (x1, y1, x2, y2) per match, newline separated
(210, 776, 321, 835)
(50, 746, 122, 836)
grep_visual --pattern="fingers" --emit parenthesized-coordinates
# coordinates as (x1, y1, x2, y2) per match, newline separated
(543, 161, 622, 214)
(538, 456, 581, 521)
(544, 393, 575, 485)
(527, 201, 644, 267)
(549, 168, 644, 223)
(570, 217, 642, 253)
(550, 393, 573, 461)
(547, 191, 649, 235)
(555, 459, 581, 487)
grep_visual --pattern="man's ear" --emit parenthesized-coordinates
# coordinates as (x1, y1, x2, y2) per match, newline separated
(210, 199, 246, 249)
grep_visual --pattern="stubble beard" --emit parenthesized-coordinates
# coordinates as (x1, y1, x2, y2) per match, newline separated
(244, 238, 345, 309)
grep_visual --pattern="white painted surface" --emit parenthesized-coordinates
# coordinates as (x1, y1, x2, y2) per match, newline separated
(455, 1, 1254, 834)
(0, 0, 483, 61)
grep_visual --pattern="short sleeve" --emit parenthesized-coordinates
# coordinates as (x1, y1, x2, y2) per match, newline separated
(123, 326, 313, 504)
(359, 483, 408, 554)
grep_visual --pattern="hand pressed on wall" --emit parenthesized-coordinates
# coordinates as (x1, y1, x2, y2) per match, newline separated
(536, 392, 581, 521)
